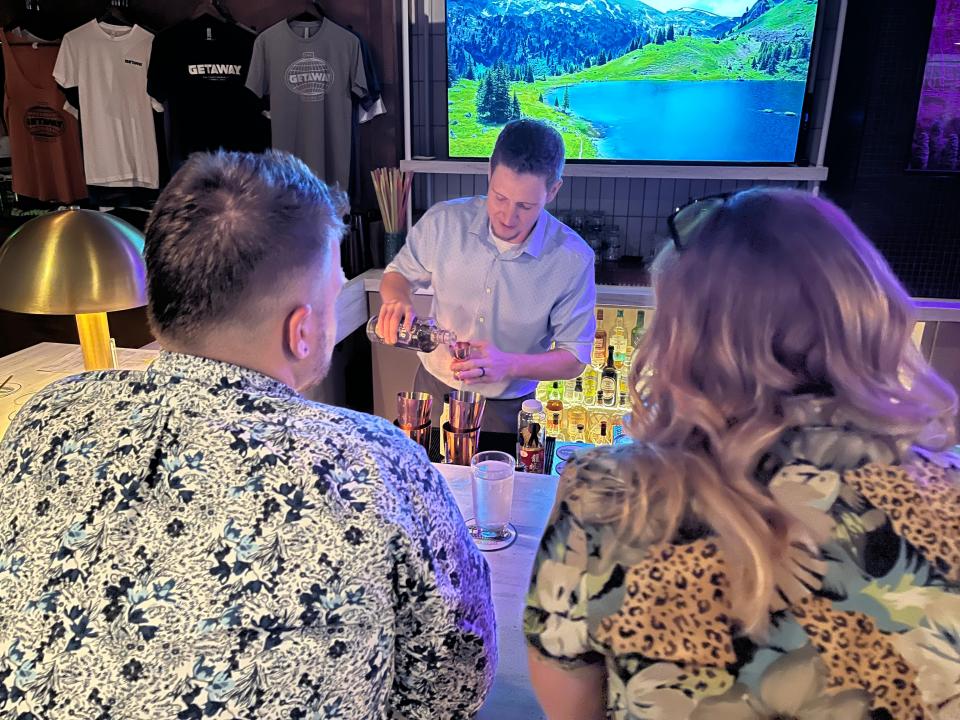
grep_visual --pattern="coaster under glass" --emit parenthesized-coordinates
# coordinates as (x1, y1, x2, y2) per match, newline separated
(466, 519, 517, 551)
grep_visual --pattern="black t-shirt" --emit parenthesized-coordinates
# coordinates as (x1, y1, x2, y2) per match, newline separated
(148, 17, 268, 171)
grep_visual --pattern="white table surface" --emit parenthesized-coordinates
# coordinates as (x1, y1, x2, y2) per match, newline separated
(434, 462, 558, 720)
(0, 342, 159, 439)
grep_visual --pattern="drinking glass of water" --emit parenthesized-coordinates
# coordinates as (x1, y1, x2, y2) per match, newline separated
(467, 450, 518, 551)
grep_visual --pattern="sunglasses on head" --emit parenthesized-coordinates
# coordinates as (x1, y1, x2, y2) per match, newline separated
(667, 192, 735, 252)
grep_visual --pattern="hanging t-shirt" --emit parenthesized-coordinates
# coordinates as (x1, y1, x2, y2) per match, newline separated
(245, 19, 368, 193)
(1, 29, 86, 202)
(53, 21, 161, 189)
(147, 16, 268, 172)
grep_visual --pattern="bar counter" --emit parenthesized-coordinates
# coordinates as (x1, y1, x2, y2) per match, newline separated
(351, 268, 960, 423)
(436, 461, 555, 720)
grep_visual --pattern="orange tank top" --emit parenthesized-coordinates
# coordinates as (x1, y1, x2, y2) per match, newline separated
(1, 28, 86, 202)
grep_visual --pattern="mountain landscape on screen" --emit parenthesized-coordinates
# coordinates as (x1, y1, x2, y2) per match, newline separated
(446, 0, 820, 162)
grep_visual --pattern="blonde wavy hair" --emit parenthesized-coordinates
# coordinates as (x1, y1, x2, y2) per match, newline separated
(570, 188, 957, 637)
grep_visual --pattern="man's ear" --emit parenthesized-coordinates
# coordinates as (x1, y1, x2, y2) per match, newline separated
(286, 304, 313, 360)
(546, 178, 563, 204)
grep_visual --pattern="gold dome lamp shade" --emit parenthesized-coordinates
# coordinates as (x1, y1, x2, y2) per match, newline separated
(0, 209, 147, 371)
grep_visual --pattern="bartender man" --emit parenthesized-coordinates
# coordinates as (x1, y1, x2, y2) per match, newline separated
(377, 119, 596, 432)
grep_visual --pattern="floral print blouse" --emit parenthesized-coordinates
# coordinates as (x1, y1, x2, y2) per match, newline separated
(525, 398, 960, 719)
(0, 351, 496, 719)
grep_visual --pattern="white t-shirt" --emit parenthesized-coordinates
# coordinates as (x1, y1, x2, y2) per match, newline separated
(491, 231, 525, 255)
(53, 21, 161, 189)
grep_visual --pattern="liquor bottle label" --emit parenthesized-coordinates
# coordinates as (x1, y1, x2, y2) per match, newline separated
(601, 377, 616, 397)
(519, 446, 545, 474)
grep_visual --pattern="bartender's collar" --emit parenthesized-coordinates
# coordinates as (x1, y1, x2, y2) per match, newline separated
(471, 204, 548, 259)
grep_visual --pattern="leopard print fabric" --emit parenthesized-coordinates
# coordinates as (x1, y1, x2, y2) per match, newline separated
(846, 461, 960, 582)
(526, 417, 960, 720)
(594, 540, 736, 667)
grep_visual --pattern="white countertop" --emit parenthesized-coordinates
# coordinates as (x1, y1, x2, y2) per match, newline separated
(0, 343, 160, 438)
(434, 462, 556, 720)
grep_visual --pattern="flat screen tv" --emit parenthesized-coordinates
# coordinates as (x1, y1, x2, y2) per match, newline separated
(446, 0, 822, 163)
(908, 0, 960, 173)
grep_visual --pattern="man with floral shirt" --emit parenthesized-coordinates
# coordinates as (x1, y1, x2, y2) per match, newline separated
(0, 151, 496, 719)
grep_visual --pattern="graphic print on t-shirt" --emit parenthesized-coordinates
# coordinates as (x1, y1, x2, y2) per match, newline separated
(148, 17, 268, 171)
(285, 52, 334, 102)
(24, 104, 66, 141)
(187, 63, 242, 78)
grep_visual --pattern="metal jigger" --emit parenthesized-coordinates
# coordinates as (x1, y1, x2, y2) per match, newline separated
(442, 421, 481, 466)
(397, 391, 433, 428)
(395, 392, 433, 453)
(443, 389, 486, 466)
(449, 390, 486, 432)
(394, 419, 432, 451)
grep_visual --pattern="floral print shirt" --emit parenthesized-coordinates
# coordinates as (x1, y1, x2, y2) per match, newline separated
(0, 351, 496, 719)
(525, 398, 960, 719)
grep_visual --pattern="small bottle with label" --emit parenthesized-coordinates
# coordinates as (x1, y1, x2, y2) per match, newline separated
(611, 413, 624, 441)
(611, 309, 628, 369)
(517, 399, 546, 474)
(546, 382, 564, 437)
(565, 401, 587, 440)
(591, 419, 611, 446)
(631, 310, 646, 349)
(535, 381, 550, 404)
(546, 410, 564, 439)
(570, 423, 587, 444)
(582, 367, 599, 405)
(601, 346, 618, 407)
(591, 309, 607, 367)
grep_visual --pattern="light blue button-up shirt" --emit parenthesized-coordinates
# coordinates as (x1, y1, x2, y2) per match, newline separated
(385, 196, 597, 399)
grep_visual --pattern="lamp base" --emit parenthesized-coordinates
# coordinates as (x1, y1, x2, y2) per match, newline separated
(76, 312, 116, 370)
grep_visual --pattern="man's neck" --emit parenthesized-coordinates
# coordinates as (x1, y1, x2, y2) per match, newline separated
(160, 337, 299, 390)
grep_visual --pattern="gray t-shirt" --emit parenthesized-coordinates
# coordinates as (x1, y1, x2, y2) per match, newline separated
(246, 19, 367, 193)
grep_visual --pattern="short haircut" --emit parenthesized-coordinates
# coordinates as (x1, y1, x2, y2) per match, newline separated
(490, 119, 565, 186)
(144, 150, 347, 341)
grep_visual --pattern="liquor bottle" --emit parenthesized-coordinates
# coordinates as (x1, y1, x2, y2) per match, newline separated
(517, 399, 546, 474)
(591, 419, 611, 446)
(572, 377, 584, 404)
(591, 309, 607, 367)
(546, 382, 564, 438)
(601, 346, 618, 407)
(600, 420, 611, 445)
(570, 423, 587, 444)
(618, 371, 629, 400)
(546, 410, 564, 439)
(611, 412, 624, 441)
(588, 406, 607, 441)
(565, 401, 587, 441)
(582, 367, 599, 405)
(563, 378, 575, 403)
(631, 310, 646, 349)
(618, 392, 628, 407)
(611, 309, 628, 369)
(535, 381, 550, 404)
(367, 315, 456, 352)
